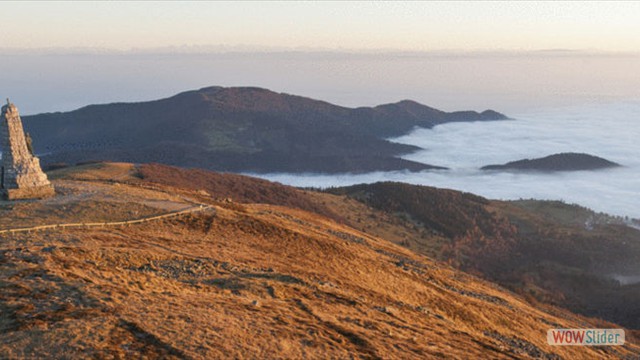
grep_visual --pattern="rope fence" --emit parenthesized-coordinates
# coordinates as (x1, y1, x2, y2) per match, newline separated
(0, 204, 213, 235)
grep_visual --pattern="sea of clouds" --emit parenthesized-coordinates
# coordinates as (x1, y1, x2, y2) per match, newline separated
(253, 101, 640, 219)
(2, 50, 639, 218)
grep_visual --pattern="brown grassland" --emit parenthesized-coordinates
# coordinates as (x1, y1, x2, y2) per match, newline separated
(0, 163, 637, 359)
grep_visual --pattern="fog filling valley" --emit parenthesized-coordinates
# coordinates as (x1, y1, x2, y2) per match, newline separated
(2, 50, 639, 218)
(256, 101, 640, 219)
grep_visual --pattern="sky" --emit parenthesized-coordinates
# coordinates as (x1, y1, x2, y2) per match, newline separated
(1, 2, 639, 114)
(1, 1, 639, 52)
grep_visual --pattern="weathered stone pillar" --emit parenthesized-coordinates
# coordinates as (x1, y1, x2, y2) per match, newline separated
(1, 100, 55, 200)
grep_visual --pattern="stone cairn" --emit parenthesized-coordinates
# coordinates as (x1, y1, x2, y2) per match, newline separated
(1, 99, 55, 200)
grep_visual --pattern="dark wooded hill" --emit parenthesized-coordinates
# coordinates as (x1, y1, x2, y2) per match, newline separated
(481, 152, 621, 172)
(22, 86, 506, 173)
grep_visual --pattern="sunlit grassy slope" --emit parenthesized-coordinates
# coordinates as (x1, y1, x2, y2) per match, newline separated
(0, 163, 637, 359)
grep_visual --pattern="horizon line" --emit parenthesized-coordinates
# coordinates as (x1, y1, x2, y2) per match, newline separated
(2, 46, 639, 57)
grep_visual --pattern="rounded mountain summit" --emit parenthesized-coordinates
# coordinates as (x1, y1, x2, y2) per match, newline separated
(481, 152, 621, 172)
(22, 86, 507, 174)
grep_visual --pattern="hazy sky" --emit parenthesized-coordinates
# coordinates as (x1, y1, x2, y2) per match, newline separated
(1, 1, 639, 52)
(1, 2, 639, 218)
(1, 1, 640, 115)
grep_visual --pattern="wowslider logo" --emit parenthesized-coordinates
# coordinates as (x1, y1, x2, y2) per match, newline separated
(548, 329, 625, 346)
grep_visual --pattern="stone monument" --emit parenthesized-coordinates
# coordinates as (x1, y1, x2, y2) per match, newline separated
(1, 99, 55, 200)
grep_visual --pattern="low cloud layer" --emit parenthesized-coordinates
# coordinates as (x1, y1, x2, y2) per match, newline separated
(255, 102, 640, 218)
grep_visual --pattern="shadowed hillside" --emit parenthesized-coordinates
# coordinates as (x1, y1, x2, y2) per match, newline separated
(138, 163, 344, 223)
(326, 182, 640, 330)
(22, 86, 506, 173)
(106, 163, 640, 331)
(0, 162, 637, 359)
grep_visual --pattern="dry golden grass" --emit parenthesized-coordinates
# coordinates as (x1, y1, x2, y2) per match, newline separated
(0, 163, 198, 229)
(303, 191, 449, 259)
(0, 163, 637, 359)
(47, 162, 139, 182)
(322, 182, 640, 331)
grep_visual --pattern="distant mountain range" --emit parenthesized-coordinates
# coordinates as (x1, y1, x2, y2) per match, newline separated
(23, 86, 507, 173)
